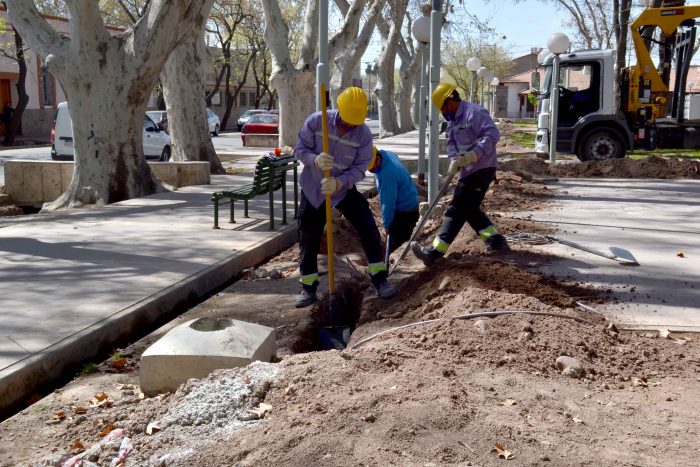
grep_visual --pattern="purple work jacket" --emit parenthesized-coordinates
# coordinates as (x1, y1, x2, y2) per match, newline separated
(294, 110, 373, 208)
(446, 101, 500, 179)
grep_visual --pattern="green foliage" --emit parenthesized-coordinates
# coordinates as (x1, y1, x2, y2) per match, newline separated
(80, 363, 98, 376)
(629, 149, 700, 159)
(527, 93, 538, 108)
(111, 351, 122, 361)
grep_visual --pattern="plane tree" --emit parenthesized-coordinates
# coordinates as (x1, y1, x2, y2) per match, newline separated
(5, 0, 211, 209)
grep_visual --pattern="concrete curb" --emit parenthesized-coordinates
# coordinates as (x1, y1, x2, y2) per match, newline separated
(0, 224, 297, 419)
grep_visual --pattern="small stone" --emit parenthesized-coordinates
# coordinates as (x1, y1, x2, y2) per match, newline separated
(474, 319, 488, 333)
(518, 331, 532, 341)
(666, 396, 673, 402)
(438, 276, 452, 292)
(556, 356, 585, 378)
(361, 414, 376, 422)
(521, 323, 533, 332)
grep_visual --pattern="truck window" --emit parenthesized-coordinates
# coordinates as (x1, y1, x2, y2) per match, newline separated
(557, 61, 601, 126)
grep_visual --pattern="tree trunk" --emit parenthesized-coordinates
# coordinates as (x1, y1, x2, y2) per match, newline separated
(272, 68, 315, 147)
(6, 0, 211, 210)
(55, 87, 163, 208)
(397, 38, 418, 133)
(3, 27, 28, 147)
(162, 9, 224, 174)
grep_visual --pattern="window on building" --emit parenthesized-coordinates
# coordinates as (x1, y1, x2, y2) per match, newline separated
(41, 65, 55, 107)
(249, 92, 256, 106)
(240, 92, 247, 107)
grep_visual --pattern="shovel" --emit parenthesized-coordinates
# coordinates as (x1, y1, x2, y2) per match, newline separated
(317, 84, 353, 350)
(545, 235, 639, 266)
(389, 161, 460, 276)
(384, 233, 391, 269)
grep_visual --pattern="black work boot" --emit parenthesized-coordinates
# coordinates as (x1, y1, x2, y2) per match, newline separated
(295, 282, 318, 308)
(485, 234, 510, 252)
(410, 241, 443, 267)
(371, 271, 397, 299)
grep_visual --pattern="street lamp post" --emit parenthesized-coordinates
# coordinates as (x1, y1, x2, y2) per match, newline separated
(466, 57, 481, 103)
(412, 16, 431, 186)
(490, 76, 499, 117)
(477, 66, 489, 107)
(546, 32, 570, 164)
(427, 0, 443, 203)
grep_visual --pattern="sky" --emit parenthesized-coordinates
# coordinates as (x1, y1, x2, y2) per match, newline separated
(361, 0, 571, 68)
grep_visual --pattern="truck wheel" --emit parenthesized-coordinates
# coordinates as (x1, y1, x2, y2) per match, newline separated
(160, 146, 171, 162)
(577, 130, 625, 162)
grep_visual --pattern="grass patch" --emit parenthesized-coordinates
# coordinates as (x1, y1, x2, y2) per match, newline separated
(80, 363, 98, 376)
(509, 120, 537, 128)
(505, 131, 536, 149)
(629, 148, 700, 159)
(111, 351, 122, 361)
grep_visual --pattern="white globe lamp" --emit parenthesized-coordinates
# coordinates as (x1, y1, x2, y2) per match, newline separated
(476, 66, 489, 78)
(537, 49, 550, 64)
(466, 57, 481, 72)
(412, 16, 431, 43)
(547, 33, 570, 54)
(491, 77, 500, 86)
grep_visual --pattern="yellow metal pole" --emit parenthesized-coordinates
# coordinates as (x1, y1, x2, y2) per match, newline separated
(320, 84, 334, 294)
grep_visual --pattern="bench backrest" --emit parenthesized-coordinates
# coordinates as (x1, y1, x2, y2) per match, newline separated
(252, 154, 298, 193)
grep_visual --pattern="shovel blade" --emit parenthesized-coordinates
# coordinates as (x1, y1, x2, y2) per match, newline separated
(608, 247, 639, 266)
(318, 326, 351, 350)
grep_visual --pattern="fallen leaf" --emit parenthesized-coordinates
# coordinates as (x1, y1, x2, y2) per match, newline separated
(572, 416, 584, 424)
(284, 385, 296, 396)
(659, 329, 671, 339)
(503, 399, 517, 406)
(52, 411, 66, 420)
(97, 423, 116, 437)
(94, 392, 109, 402)
(246, 403, 272, 418)
(71, 406, 88, 414)
(632, 377, 648, 388)
(110, 358, 129, 370)
(69, 440, 85, 454)
(492, 442, 515, 460)
(146, 422, 161, 435)
(677, 251, 686, 258)
(116, 383, 135, 391)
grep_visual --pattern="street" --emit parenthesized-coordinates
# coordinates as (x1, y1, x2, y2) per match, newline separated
(0, 119, 381, 186)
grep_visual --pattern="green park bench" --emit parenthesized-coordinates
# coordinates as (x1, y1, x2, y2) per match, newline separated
(212, 153, 299, 230)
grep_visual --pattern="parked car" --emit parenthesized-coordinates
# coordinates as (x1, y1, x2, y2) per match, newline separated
(207, 108, 220, 136)
(236, 109, 266, 131)
(241, 113, 279, 145)
(146, 110, 168, 133)
(51, 102, 172, 161)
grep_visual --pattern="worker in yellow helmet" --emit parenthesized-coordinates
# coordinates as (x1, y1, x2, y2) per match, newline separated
(293, 87, 397, 307)
(412, 82, 509, 267)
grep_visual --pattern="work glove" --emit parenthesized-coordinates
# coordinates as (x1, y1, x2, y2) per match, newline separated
(321, 176, 342, 195)
(455, 150, 478, 168)
(314, 152, 335, 171)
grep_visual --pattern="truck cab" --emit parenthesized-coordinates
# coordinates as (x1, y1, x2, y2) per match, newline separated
(534, 49, 633, 161)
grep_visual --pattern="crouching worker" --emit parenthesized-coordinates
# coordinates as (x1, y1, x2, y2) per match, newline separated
(368, 146, 419, 255)
(411, 83, 509, 267)
(294, 87, 398, 308)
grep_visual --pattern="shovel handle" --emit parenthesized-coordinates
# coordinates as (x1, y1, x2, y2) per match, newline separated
(389, 163, 459, 275)
(320, 84, 334, 293)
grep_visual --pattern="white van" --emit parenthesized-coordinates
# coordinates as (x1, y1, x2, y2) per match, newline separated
(51, 102, 172, 161)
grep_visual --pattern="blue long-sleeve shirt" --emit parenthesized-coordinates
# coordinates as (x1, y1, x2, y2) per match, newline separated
(294, 110, 373, 208)
(374, 150, 419, 229)
(446, 101, 500, 179)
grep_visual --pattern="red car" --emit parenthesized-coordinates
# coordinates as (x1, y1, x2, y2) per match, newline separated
(241, 113, 279, 145)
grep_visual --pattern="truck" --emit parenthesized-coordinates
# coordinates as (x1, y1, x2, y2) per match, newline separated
(534, 6, 700, 161)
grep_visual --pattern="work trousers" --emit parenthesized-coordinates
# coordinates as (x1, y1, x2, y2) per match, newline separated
(387, 208, 419, 254)
(436, 167, 497, 245)
(298, 187, 385, 283)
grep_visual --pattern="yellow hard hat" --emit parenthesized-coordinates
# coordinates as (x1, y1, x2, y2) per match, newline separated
(368, 146, 378, 171)
(432, 82, 457, 109)
(337, 87, 368, 126)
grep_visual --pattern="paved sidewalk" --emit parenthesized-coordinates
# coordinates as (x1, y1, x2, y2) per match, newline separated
(0, 132, 423, 418)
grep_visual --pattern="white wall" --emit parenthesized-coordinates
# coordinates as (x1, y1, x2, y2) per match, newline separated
(505, 83, 528, 118)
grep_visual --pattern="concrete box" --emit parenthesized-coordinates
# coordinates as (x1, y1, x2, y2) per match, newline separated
(4, 160, 210, 207)
(243, 134, 279, 148)
(139, 317, 276, 395)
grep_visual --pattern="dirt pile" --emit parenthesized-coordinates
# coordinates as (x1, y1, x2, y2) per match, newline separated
(2, 166, 699, 466)
(501, 155, 700, 179)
